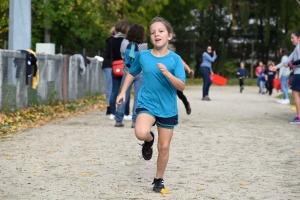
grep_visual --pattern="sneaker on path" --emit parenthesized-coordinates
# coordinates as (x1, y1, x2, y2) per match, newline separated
(289, 117, 300, 124)
(142, 131, 154, 160)
(280, 99, 290, 105)
(109, 114, 115, 120)
(240, 86, 244, 93)
(131, 121, 135, 128)
(123, 115, 132, 120)
(277, 99, 284, 103)
(185, 102, 191, 115)
(114, 122, 124, 127)
(202, 96, 211, 101)
(152, 178, 165, 192)
(106, 106, 110, 115)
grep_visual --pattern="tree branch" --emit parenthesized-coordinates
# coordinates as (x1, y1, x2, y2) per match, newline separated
(296, 0, 300, 5)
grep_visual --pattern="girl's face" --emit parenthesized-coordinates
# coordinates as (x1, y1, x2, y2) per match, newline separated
(291, 34, 299, 46)
(150, 22, 172, 49)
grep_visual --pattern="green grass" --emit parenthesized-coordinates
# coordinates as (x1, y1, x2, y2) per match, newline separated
(276, 93, 295, 105)
(186, 78, 295, 105)
(186, 78, 257, 86)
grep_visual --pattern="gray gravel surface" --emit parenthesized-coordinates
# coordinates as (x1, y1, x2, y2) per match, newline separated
(0, 86, 299, 200)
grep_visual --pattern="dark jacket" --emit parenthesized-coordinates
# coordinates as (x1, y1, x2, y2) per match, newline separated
(106, 33, 126, 62)
(102, 36, 114, 69)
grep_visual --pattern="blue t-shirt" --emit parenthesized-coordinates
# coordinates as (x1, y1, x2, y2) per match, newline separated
(129, 50, 186, 118)
(237, 68, 248, 77)
(259, 71, 266, 82)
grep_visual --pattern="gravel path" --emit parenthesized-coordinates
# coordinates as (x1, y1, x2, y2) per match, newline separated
(0, 85, 299, 200)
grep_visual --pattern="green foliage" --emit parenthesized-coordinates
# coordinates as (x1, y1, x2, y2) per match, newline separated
(0, 0, 9, 48)
(186, 78, 257, 86)
(223, 60, 238, 78)
(1, 0, 300, 70)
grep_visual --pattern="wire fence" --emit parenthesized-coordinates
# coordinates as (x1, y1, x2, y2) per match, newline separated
(0, 50, 105, 111)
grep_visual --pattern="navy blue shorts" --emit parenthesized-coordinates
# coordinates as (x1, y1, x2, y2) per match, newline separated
(136, 108, 178, 129)
(291, 74, 300, 92)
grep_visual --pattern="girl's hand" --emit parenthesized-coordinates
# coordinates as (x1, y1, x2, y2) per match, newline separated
(116, 93, 126, 105)
(157, 63, 171, 77)
(188, 69, 194, 75)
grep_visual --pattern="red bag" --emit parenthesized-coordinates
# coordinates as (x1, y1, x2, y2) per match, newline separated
(273, 78, 281, 91)
(112, 60, 124, 77)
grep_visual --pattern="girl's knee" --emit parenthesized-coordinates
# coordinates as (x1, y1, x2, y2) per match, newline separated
(135, 127, 152, 140)
(157, 143, 170, 154)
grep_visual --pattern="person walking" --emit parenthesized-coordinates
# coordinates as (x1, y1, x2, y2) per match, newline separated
(116, 16, 186, 192)
(200, 46, 217, 101)
(277, 47, 290, 104)
(273, 30, 300, 124)
(102, 28, 115, 115)
(256, 61, 263, 93)
(106, 20, 131, 120)
(237, 61, 248, 93)
(114, 24, 148, 128)
(265, 61, 276, 96)
(259, 64, 266, 94)
(168, 43, 193, 115)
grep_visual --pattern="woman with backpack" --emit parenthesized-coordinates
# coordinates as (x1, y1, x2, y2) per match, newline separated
(107, 20, 131, 120)
(114, 24, 148, 128)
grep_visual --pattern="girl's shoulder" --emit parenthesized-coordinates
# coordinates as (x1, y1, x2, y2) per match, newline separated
(139, 49, 151, 56)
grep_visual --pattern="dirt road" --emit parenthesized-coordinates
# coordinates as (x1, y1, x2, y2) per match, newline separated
(0, 86, 299, 200)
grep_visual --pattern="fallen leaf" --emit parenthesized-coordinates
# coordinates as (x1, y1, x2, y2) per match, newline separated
(81, 172, 86, 176)
(197, 188, 203, 191)
(238, 182, 246, 186)
(297, 150, 300, 153)
(160, 188, 170, 196)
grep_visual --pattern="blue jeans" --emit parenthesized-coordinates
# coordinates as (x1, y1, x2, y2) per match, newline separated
(102, 67, 112, 104)
(256, 77, 260, 86)
(280, 75, 289, 99)
(200, 67, 212, 98)
(115, 72, 142, 122)
(109, 71, 132, 115)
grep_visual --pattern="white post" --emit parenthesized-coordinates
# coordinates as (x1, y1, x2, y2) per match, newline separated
(8, 0, 31, 85)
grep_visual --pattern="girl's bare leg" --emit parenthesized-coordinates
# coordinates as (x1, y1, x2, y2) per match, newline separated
(135, 113, 155, 141)
(155, 126, 173, 178)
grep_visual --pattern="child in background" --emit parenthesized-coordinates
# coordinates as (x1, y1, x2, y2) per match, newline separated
(265, 61, 276, 96)
(256, 61, 263, 93)
(116, 16, 185, 192)
(168, 43, 194, 115)
(259, 65, 266, 94)
(237, 61, 248, 93)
